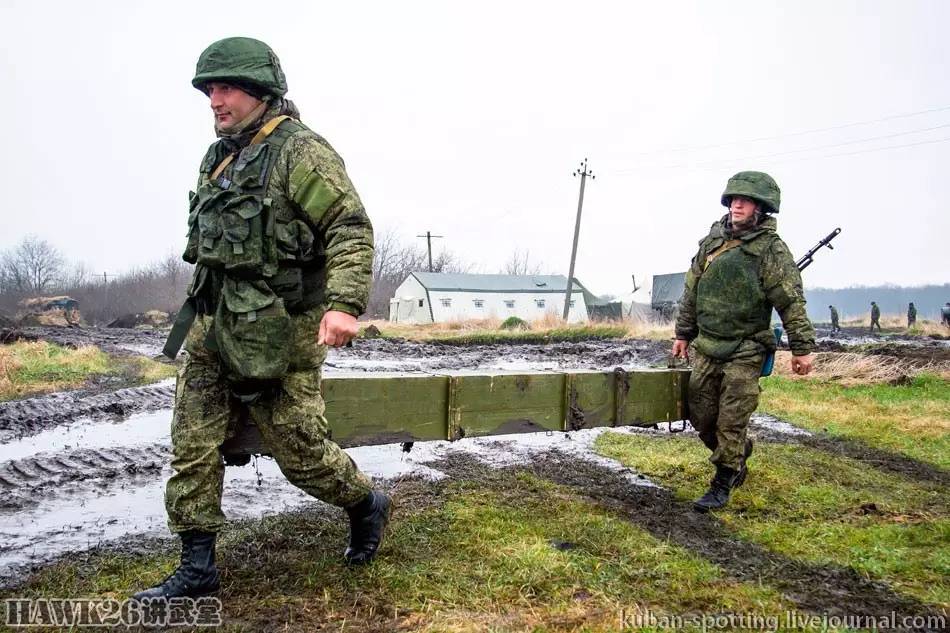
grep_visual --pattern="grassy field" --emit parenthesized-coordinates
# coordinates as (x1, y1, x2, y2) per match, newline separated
(0, 340, 175, 401)
(761, 369, 950, 469)
(8, 473, 797, 632)
(6, 377, 947, 630)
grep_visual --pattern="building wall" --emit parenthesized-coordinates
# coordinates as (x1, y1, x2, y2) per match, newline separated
(389, 276, 433, 323)
(428, 290, 587, 323)
(389, 275, 589, 324)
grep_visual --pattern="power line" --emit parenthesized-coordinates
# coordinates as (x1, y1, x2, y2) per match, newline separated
(612, 123, 950, 172)
(626, 104, 950, 156)
(615, 135, 950, 174)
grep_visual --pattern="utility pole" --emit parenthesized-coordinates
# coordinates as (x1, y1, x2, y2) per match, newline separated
(417, 231, 444, 272)
(563, 158, 594, 320)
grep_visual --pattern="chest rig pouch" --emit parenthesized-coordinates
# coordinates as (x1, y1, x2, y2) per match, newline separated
(180, 115, 310, 381)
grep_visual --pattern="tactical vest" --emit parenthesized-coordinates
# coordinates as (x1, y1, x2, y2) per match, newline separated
(694, 233, 776, 360)
(166, 116, 325, 380)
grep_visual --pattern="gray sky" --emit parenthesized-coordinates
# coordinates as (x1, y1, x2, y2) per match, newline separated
(1, 0, 948, 298)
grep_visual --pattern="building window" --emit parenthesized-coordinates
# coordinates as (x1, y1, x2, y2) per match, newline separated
(535, 299, 546, 308)
(473, 299, 485, 308)
(418, 299, 424, 307)
(440, 298, 452, 307)
(504, 300, 515, 309)
(569, 300, 575, 308)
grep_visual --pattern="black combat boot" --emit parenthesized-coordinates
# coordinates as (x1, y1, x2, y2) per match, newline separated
(344, 490, 392, 565)
(132, 530, 220, 600)
(732, 438, 755, 488)
(693, 465, 738, 513)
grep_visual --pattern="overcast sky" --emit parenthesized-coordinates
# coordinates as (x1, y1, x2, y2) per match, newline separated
(1, 0, 948, 298)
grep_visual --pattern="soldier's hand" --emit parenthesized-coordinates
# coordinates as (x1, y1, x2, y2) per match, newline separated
(318, 311, 359, 347)
(672, 339, 690, 360)
(791, 353, 814, 376)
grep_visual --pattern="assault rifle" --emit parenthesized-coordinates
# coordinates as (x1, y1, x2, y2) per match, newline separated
(796, 227, 841, 272)
(762, 227, 842, 376)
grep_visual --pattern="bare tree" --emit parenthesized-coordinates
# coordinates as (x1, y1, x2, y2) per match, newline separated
(366, 228, 471, 319)
(500, 249, 544, 276)
(0, 235, 65, 294)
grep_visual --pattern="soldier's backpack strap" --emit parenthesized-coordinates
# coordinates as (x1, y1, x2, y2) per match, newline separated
(702, 238, 743, 271)
(208, 115, 292, 180)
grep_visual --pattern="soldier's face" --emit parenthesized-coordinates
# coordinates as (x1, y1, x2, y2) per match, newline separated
(207, 82, 263, 131)
(729, 196, 759, 226)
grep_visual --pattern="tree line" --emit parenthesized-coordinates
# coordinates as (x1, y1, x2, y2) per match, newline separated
(0, 233, 551, 324)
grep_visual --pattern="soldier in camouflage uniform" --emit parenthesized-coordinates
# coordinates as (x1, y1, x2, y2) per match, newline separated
(134, 38, 390, 601)
(907, 302, 917, 328)
(672, 171, 815, 512)
(829, 305, 840, 332)
(870, 301, 882, 332)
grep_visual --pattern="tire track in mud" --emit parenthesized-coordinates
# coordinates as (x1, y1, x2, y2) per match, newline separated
(0, 325, 167, 357)
(0, 382, 176, 441)
(433, 452, 944, 631)
(750, 414, 950, 488)
(0, 443, 170, 512)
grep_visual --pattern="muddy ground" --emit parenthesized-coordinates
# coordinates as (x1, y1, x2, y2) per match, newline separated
(0, 329, 947, 627)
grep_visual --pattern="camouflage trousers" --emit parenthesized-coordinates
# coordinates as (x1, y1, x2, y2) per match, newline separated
(165, 312, 373, 534)
(687, 349, 764, 470)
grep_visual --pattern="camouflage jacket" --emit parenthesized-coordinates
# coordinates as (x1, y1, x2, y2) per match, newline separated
(675, 214, 815, 359)
(190, 103, 373, 317)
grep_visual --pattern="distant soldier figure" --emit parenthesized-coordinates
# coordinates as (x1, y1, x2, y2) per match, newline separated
(673, 171, 815, 513)
(870, 301, 882, 332)
(942, 302, 950, 327)
(829, 305, 840, 332)
(907, 302, 917, 328)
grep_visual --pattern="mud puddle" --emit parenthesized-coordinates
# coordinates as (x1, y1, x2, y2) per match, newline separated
(326, 338, 670, 373)
(0, 412, 662, 583)
(1, 325, 167, 357)
(0, 380, 176, 441)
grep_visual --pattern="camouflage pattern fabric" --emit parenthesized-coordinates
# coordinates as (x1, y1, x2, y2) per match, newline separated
(166, 99, 375, 534)
(688, 349, 763, 470)
(166, 314, 373, 534)
(908, 303, 917, 327)
(830, 306, 840, 331)
(676, 210, 814, 472)
(675, 214, 815, 360)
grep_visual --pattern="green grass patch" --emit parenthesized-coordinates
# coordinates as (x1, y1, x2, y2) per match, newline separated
(595, 432, 949, 608)
(0, 340, 175, 401)
(759, 374, 950, 469)
(8, 473, 792, 632)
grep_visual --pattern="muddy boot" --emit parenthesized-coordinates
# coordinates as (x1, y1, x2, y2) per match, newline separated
(132, 530, 220, 600)
(732, 438, 754, 488)
(693, 465, 738, 513)
(344, 490, 392, 565)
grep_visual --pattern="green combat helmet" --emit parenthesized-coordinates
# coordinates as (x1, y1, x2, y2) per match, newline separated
(192, 37, 287, 97)
(721, 171, 781, 214)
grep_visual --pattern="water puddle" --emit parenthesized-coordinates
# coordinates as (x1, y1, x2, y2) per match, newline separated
(0, 410, 171, 463)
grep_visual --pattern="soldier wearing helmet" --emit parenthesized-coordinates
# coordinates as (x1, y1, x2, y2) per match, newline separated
(134, 37, 390, 601)
(672, 171, 815, 512)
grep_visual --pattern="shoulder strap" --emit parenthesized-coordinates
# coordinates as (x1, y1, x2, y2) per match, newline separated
(209, 115, 292, 181)
(702, 238, 743, 271)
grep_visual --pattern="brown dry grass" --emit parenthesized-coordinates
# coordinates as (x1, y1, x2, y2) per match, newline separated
(842, 313, 948, 336)
(363, 315, 674, 342)
(771, 350, 950, 385)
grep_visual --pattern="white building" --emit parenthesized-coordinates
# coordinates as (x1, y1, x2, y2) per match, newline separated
(389, 273, 589, 324)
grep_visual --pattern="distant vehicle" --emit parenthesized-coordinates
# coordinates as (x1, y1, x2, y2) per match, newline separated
(651, 272, 686, 320)
(17, 296, 81, 326)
